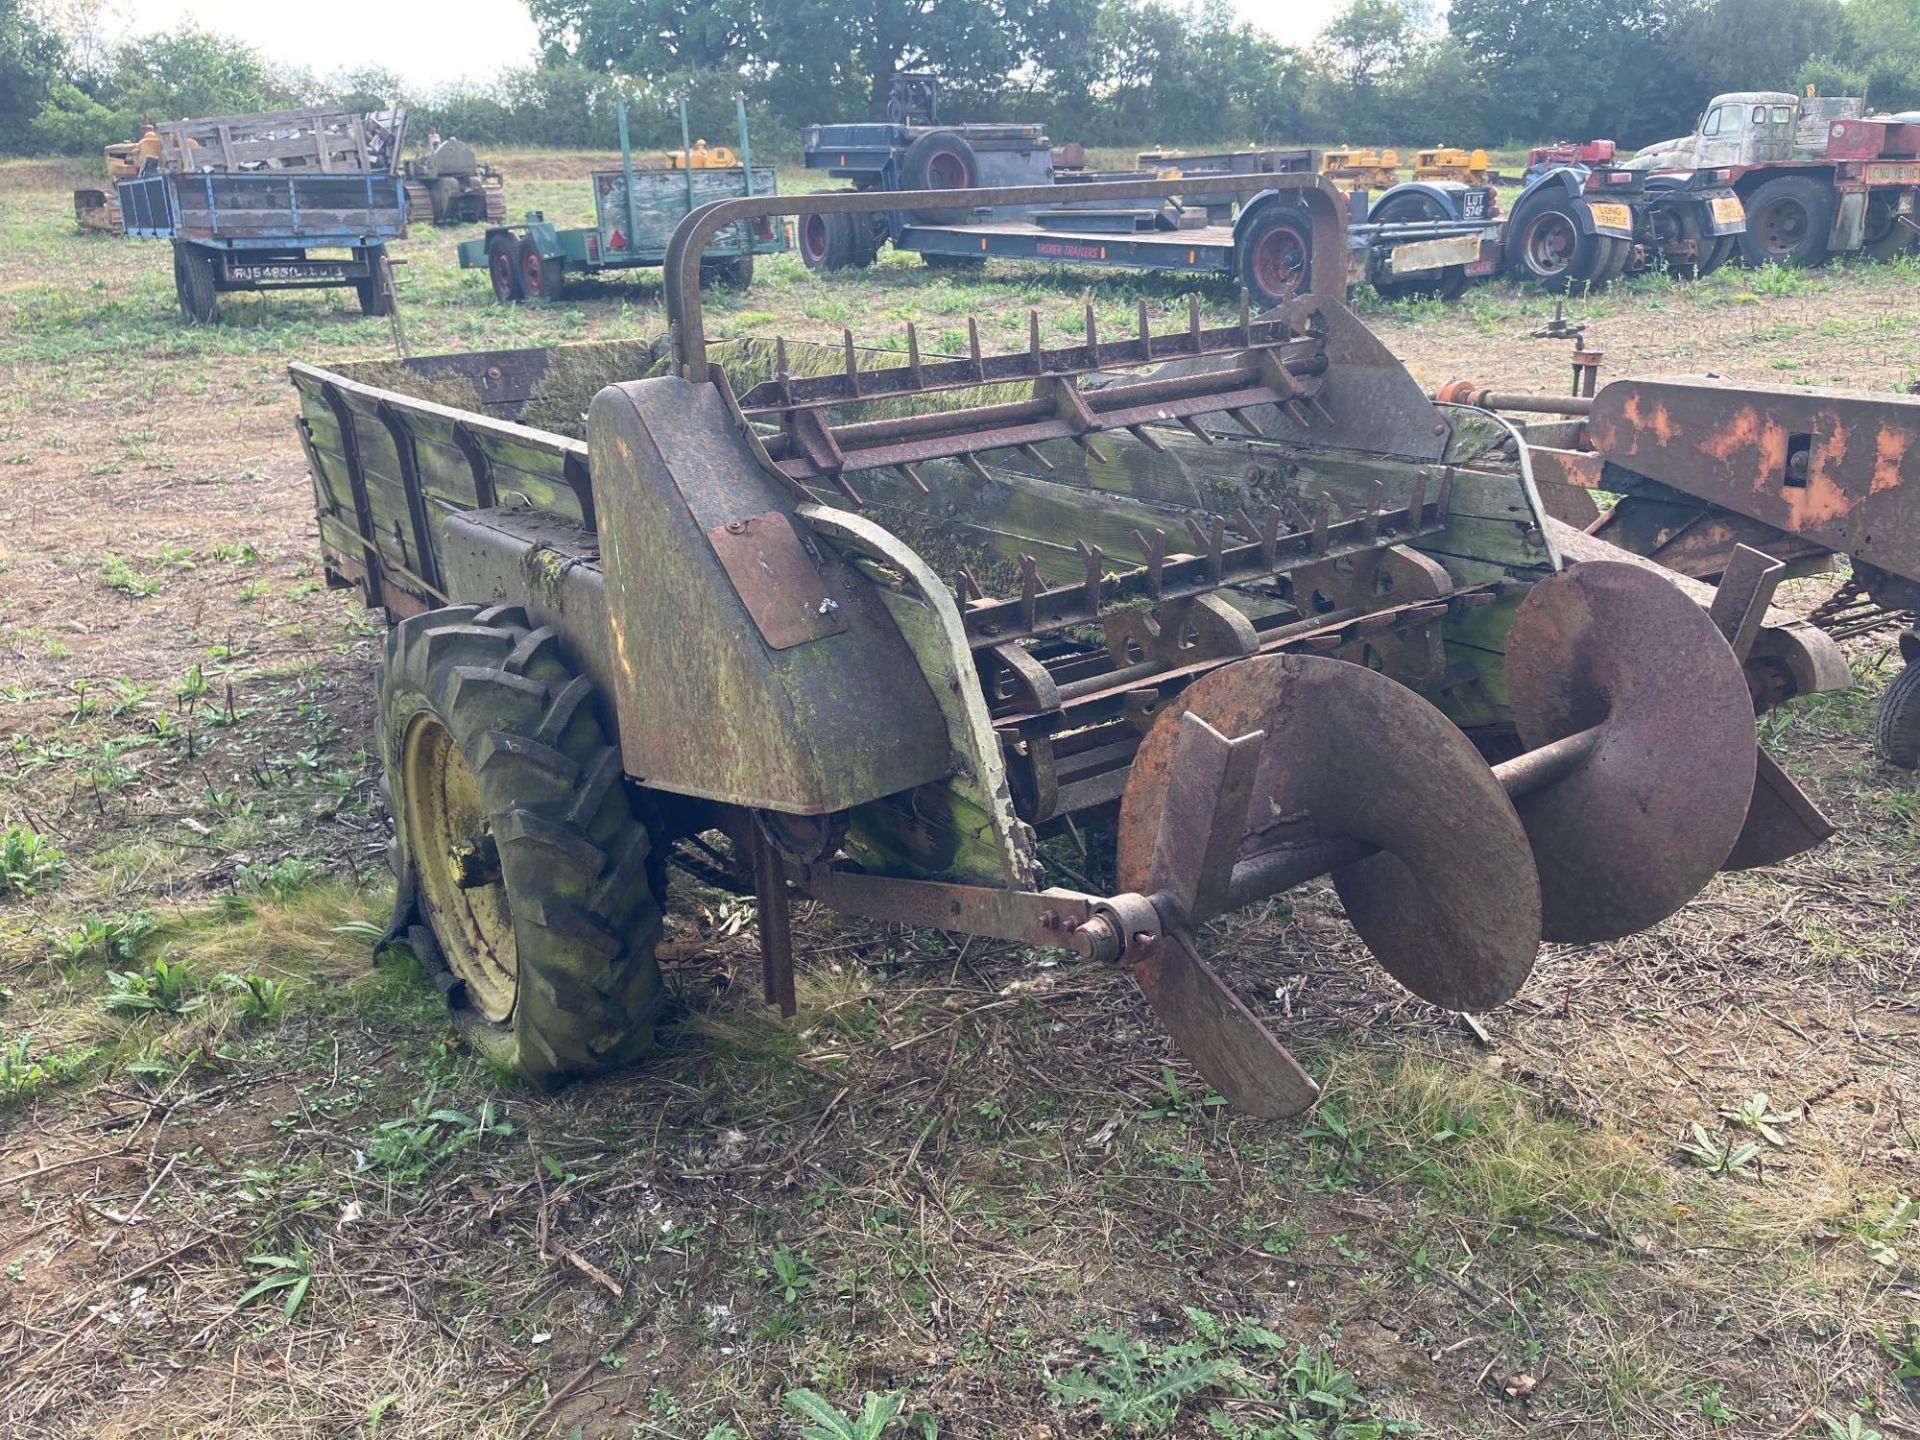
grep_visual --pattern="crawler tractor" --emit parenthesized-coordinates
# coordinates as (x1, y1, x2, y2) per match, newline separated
(402, 136, 506, 226)
(292, 178, 1848, 1115)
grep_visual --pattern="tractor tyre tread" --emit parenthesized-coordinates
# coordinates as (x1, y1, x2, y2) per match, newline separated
(1875, 660, 1920, 770)
(379, 606, 665, 1086)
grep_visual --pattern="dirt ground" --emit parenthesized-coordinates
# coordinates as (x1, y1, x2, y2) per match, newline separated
(1, 153, 1917, 1440)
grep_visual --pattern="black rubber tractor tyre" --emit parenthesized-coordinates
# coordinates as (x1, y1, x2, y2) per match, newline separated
(1737, 174, 1834, 267)
(1877, 646, 1920, 770)
(1238, 203, 1315, 308)
(1504, 195, 1606, 291)
(900, 129, 979, 224)
(355, 248, 397, 317)
(486, 233, 522, 303)
(1368, 192, 1468, 301)
(517, 236, 564, 304)
(698, 253, 755, 289)
(799, 206, 862, 272)
(173, 242, 219, 324)
(1592, 234, 1635, 285)
(378, 604, 666, 1085)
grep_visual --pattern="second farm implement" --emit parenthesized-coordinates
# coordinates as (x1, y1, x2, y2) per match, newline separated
(295, 177, 1848, 1116)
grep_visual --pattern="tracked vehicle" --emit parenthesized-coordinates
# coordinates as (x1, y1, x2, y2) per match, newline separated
(290, 178, 1846, 1116)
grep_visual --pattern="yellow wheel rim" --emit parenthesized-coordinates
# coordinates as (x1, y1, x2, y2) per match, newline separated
(401, 713, 517, 1022)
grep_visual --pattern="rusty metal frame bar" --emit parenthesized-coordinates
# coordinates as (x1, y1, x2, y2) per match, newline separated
(661, 175, 1353, 377)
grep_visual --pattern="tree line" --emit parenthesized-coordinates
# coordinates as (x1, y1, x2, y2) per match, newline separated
(5, 0, 1919, 161)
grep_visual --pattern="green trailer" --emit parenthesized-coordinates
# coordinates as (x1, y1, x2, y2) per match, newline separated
(457, 98, 785, 303)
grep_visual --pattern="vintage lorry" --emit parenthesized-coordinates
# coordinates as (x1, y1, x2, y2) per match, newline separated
(458, 99, 784, 302)
(1628, 90, 1920, 264)
(116, 105, 408, 324)
(288, 178, 1851, 1113)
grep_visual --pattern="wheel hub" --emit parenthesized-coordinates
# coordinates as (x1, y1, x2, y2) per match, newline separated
(401, 713, 518, 1022)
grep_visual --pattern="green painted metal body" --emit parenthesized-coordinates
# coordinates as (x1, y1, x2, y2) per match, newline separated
(454, 98, 784, 279)
(287, 315, 1564, 880)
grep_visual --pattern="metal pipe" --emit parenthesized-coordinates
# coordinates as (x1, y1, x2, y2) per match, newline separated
(1220, 724, 1602, 912)
(616, 101, 640, 263)
(1433, 384, 1593, 416)
(679, 97, 695, 214)
(1489, 725, 1602, 796)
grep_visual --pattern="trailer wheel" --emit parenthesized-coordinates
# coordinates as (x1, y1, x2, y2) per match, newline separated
(1877, 652, 1920, 770)
(1239, 204, 1313, 307)
(1738, 175, 1833, 267)
(699, 254, 755, 289)
(1368, 192, 1467, 301)
(1593, 235, 1634, 284)
(486, 234, 522, 303)
(355, 249, 396, 317)
(901, 130, 979, 225)
(800, 210, 859, 271)
(1505, 196, 1604, 291)
(173, 243, 219, 324)
(380, 605, 666, 1085)
(517, 237, 563, 303)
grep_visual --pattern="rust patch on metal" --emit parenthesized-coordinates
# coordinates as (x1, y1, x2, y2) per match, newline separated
(707, 510, 850, 651)
(1873, 423, 1911, 494)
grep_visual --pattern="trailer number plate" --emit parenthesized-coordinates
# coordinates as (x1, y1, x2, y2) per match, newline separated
(1711, 196, 1745, 224)
(229, 261, 350, 282)
(1586, 202, 1632, 233)
(708, 511, 850, 651)
(1390, 235, 1482, 271)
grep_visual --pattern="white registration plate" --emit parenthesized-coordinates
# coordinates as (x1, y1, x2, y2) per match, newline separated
(1390, 235, 1483, 271)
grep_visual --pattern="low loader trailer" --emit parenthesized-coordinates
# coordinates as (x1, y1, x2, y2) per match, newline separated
(290, 178, 1849, 1114)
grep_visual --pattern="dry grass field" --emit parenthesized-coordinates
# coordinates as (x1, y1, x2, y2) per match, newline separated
(1, 150, 1917, 1440)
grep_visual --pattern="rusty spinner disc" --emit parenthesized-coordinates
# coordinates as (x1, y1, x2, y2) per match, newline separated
(1505, 560, 1755, 942)
(1117, 653, 1541, 1012)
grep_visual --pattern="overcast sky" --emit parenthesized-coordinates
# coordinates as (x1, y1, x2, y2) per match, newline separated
(106, 0, 1347, 88)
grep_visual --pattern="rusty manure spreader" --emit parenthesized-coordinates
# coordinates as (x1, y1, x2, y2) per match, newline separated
(289, 178, 1849, 1118)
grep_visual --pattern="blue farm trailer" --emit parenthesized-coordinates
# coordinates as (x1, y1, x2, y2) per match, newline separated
(117, 106, 408, 325)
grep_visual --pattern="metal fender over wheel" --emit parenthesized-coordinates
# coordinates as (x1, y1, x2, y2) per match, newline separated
(1238, 204, 1313, 308)
(486, 233, 522, 303)
(173, 243, 219, 324)
(1877, 657, 1920, 770)
(379, 604, 666, 1085)
(517, 236, 563, 304)
(1505, 195, 1606, 291)
(901, 130, 979, 225)
(1738, 175, 1834, 267)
